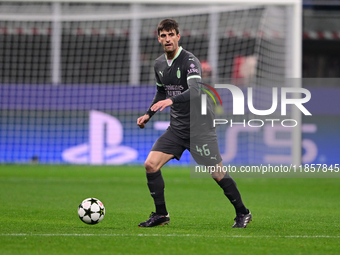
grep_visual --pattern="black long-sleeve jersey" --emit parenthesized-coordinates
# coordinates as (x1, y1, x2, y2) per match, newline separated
(146, 47, 215, 139)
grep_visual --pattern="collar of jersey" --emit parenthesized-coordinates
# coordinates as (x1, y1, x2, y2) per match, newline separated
(164, 46, 182, 67)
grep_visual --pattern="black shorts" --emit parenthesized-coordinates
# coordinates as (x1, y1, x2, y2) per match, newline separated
(151, 128, 222, 166)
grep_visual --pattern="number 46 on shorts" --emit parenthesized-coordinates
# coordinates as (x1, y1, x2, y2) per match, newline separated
(196, 144, 210, 156)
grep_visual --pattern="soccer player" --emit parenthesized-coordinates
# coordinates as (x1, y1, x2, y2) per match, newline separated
(137, 19, 251, 228)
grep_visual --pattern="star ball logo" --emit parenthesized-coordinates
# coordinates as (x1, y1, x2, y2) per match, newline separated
(199, 83, 312, 128)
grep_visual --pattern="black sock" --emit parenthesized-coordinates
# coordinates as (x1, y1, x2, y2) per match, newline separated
(146, 170, 168, 215)
(217, 176, 248, 215)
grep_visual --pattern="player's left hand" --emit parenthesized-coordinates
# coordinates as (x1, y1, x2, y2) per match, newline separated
(151, 99, 173, 112)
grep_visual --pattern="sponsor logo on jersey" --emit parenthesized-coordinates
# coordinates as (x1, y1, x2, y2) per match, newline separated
(177, 68, 181, 79)
(164, 84, 184, 97)
(187, 67, 199, 74)
(188, 63, 199, 74)
(164, 84, 184, 91)
(189, 58, 195, 61)
(159, 71, 163, 77)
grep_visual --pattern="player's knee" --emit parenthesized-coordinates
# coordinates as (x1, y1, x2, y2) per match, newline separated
(210, 173, 222, 182)
(144, 160, 158, 173)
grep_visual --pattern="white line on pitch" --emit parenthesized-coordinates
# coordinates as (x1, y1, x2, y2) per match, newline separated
(1, 233, 340, 238)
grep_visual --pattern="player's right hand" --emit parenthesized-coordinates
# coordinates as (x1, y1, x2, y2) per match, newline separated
(137, 114, 150, 129)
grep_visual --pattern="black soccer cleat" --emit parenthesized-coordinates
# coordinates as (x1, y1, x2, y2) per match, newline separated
(138, 212, 170, 227)
(232, 211, 252, 228)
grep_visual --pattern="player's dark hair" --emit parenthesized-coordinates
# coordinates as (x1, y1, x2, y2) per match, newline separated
(157, 19, 179, 35)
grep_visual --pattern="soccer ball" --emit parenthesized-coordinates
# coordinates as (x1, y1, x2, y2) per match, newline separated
(78, 198, 105, 224)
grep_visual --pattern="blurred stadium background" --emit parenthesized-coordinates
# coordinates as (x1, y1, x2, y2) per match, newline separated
(0, 0, 339, 166)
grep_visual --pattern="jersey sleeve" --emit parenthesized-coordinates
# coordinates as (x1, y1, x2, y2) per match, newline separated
(185, 56, 202, 81)
(145, 64, 166, 117)
(154, 65, 162, 87)
(146, 85, 166, 118)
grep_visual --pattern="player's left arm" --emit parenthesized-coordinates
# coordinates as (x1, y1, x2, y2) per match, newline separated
(169, 77, 201, 103)
(151, 57, 202, 112)
(150, 98, 173, 112)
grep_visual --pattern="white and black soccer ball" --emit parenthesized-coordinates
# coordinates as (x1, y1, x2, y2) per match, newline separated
(78, 198, 105, 224)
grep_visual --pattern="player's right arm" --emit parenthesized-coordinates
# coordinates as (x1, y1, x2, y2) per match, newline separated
(137, 67, 166, 128)
(137, 86, 166, 128)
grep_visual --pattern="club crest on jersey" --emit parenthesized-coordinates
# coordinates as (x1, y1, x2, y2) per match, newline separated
(177, 68, 181, 78)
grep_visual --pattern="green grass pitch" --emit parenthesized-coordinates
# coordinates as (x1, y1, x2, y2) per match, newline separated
(0, 165, 339, 255)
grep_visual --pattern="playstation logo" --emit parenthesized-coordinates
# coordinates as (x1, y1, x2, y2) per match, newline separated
(62, 110, 138, 165)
